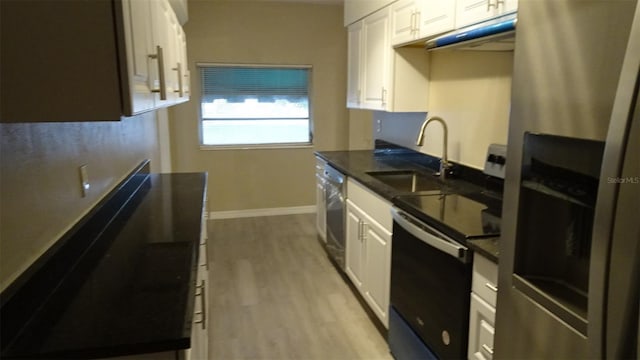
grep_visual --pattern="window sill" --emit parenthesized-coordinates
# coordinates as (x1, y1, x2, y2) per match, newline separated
(199, 143, 314, 151)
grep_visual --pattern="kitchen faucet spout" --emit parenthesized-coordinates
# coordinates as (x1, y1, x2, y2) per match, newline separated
(416, 116, 450, 180)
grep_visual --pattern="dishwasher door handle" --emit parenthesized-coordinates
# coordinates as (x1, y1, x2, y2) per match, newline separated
(391, 207, 470, 263)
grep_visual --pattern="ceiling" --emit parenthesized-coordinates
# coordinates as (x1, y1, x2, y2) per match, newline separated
(192, 0, 344, 4)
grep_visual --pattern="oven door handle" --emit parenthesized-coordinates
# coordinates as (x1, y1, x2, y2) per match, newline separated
(391, 207, 471, 263)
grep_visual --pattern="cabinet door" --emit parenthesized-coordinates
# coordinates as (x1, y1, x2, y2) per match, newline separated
(390, 0, 418, 46)
(468, 293, 495, 360)
(418, 0, 456, 39)
(456, 0, 517, 28)
(456, 0, 497, 28)
(191, 226, 209, 360)
(149, 0, 175, 107)
(121, 0, 156, 114)
(501, 0, 518, 14)
(345, 200, 365, 289)
(363, 218, 392, 328)
(347, 22, 363, 108)
(361, 7, 391, 111)
(177, 26, 190, 101)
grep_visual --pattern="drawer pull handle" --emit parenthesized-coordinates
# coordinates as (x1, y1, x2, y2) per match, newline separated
(482, 344, 494, 355)
(485, 282, 498, 292)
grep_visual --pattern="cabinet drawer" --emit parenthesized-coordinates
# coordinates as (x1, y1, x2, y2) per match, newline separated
(347, 178, 392, 232)
(472, 254, 498, 307)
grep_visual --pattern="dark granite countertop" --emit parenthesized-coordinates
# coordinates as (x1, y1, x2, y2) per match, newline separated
(316, 144, 501, 264)
(315, 149, 488, 201)
(467, 237, 500, 263)
(1, 165, 207, 359)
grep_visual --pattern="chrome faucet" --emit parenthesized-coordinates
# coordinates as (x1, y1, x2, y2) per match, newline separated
(416, 116, 450, 181)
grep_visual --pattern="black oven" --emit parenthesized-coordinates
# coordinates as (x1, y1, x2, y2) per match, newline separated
(388, 189, 502, 359)
(389, 207, 472, 360)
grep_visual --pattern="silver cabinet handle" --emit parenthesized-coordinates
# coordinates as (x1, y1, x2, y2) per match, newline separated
(194, 279, 206, 330)
(485, 282, 498, 292)
(410, 10, 416, 35)
(391, 207, 470, 263)
(172, 62, 184, 97)
(200, 222, 209, 270)
(487, 0, 495, 10)
(184, 71, 190, 95)
(381, 87, 387, 106)
(148, 45, 167, 100)
(496, 0, 505, 8)
(482, 344, 494, 355)
(200, 242, 209, 270)
(414, 10, 421, 35)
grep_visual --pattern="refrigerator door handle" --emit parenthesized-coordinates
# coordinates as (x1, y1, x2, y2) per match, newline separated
(589, 2, 640, 356)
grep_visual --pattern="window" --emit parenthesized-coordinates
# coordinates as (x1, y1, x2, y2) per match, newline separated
(199, 64, 312, 147)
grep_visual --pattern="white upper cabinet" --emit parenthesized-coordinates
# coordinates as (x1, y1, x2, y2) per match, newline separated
(391, 0, 456, 47)
(0, 0, 189, 122)
(169, 0, 189, 25)
(347, 6, 430, 112)
(347, 22, 364, 108)
(456, 0, 518, 28)
(344, 0, 397, 26)
(390, 0, 419, 46)
(361, 7, 392, 111)
(417, 0, 457, 39)
(176, 26, 190, 102)
(121, 0, 155, 114)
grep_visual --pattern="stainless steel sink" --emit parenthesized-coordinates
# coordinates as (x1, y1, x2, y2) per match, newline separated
(366, 170, 445, 193)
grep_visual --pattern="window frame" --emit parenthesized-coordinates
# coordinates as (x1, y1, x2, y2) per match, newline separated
(197, 63, 314, 150)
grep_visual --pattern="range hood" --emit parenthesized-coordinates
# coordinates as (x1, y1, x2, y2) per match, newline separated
(426, 13, 517, 51)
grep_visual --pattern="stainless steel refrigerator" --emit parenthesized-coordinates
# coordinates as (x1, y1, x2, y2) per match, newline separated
(495, 0, 639, 358)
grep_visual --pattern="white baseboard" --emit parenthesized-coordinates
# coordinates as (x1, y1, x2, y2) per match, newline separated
(210, 205, 316, 220)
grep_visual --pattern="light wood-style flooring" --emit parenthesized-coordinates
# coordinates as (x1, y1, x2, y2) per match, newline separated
(207, 214, 393, 360)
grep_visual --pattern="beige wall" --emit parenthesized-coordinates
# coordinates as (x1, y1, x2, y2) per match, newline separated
(372, 51, 513, 169)
(169, 0, 348, 212)
(0, 113, 161, 292)
(348, 109, 374, 150)
(424, 51, 512, 169)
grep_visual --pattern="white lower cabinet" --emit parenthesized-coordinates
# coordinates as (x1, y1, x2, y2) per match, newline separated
(189, 206, 210, 360)
(345, 179, 393, 328)
(346, 200, 367, 289)
(468, 254, 498, 360)
(468, 293, 495, 360)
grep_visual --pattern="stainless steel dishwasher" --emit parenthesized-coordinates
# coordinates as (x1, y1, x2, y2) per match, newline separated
(323, 164, 346, 271)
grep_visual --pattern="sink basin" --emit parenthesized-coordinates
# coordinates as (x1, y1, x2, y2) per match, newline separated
(366, 170, 445, 193)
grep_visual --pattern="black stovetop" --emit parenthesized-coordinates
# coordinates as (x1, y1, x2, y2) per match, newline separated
(394, 191, 502, 244)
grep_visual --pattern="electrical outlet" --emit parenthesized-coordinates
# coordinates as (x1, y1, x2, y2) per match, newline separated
(79, 164, 90, 197)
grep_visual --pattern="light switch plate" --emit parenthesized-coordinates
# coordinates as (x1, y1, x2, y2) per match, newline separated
(79, 164, 90, 197)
